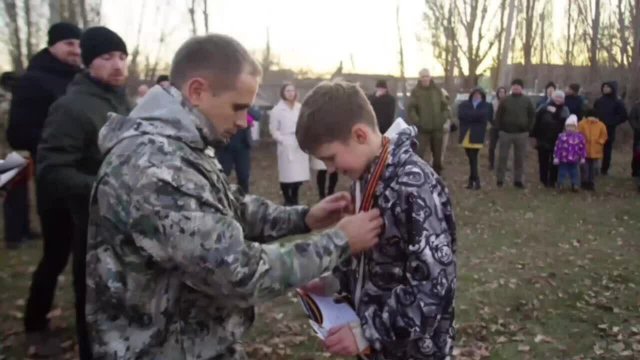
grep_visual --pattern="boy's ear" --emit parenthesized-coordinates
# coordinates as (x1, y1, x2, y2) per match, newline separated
(352, 124, 369, 145)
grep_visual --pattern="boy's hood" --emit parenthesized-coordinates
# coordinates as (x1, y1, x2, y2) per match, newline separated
(98, 86, 222, 155)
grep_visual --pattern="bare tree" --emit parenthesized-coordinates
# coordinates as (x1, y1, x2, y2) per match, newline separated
(520, 0, 538, 74)
(261, 28, 274, 75)
(127, 0, 147, 82)
(188, 0, 197, 36)
(3, 0, 25, 71)
(49, 0, 61, 24)
(423, 0, 457, 92)
(396, 1, 407, 100)
(627, 0, 640, 102)
(24, 0, 34, 60)
(497, 0, 517, 86)
(576, 0, 601, 78)
(492, 0, 507, 88)
(202, 0, 209, 33)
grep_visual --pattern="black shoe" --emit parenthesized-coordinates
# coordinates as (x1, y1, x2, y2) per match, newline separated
(571, 186, 579, 193)
(474, 179, 482, 190)
(514, 182, 525, 189)
(466, 178, 474, 189)
(497, 181, 504, 188)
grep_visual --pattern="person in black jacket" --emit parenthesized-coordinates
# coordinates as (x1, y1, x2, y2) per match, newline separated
(532, 90, 570, 187)
(564, 83, 584, 120)
(629, 100, 640, 189)
(593, 81, 628, 175)
(368, 79, 396, 133)
(26, 26, 131, 360)
(217, 106, 261, 193)
(3, 23, 81, 253)
(458, 87, 492, 189)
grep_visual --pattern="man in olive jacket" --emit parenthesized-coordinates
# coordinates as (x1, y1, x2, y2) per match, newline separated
(495, 79, 535, 188)
(408, 68, 448, 174)
(34, 26, 131, 360)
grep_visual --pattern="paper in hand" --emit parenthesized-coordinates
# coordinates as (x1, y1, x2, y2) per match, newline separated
(296, 289, 359, 340)
(0, 152, 28, 189)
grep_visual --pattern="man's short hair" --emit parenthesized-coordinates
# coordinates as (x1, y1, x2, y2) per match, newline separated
(297, 81, 377, 154)
(170, 34, 262, 93)
(569, 83, 581, 94)
(511, 78, 524, 87)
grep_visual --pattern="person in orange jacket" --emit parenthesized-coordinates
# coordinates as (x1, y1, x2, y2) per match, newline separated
(578, 108, 608, 191)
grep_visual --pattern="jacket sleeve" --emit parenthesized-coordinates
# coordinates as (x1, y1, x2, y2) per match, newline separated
(407, 89, 420, 125)
(599, 124, 609, 145)
(615, 100, 628, 126)
(128, 164, 351, 308)
(237, 193, 310, 242)
(553, 135, 562, 160)
(36, 100, 95, 197)
(629, 105, 640, 131)
(527, 100, 536, 131)
(456, 102, 470, 125)
(6, 74, 53, 153)
(495, 99, 505, 131)
(268, 108, 284, 143)
(359, 180, 456, 356)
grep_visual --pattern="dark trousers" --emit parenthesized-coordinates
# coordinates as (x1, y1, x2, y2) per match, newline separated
(558, 163, 580, 187)
(24, 196, 92, 359)
(280, 182, 302, 206)
(602, 125, 617, 175)
(418, 130, 444, 173)
(582, 158, 598, 185)
(488, 127, 500, 169)
(537, 148, 558, 187)
(316, 170, 338, 199)
(218, 146, 251, 194)
(632, 131, 640, 178)
(3, 171, 30, 246)
(24, 204, 73, 332)
(69, 197, 91, 360)
(465, 149, 480, 181)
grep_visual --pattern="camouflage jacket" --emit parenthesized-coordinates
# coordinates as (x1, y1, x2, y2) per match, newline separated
(86, 86, 351, 359)
(334, 126, 457, 360)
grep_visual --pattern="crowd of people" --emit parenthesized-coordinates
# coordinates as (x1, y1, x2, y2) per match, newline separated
(0, 19, 636, 360)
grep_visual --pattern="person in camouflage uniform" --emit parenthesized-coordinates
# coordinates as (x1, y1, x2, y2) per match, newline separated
(86, 34, 383, 360)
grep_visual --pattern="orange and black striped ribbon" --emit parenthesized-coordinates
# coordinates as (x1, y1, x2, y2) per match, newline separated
(359, 136, 391, 212)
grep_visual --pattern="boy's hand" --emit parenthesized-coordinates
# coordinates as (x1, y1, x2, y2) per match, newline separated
(580, 158, 586, 164)
(337, 209, 383, 254)
(553, 158, 560, 165)
(324, 325, 359, 356)
(305, 192, 353, 230)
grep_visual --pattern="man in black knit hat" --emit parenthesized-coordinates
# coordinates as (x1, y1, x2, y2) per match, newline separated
(27, 26, 131, 359)
(4, 22, 82, 254)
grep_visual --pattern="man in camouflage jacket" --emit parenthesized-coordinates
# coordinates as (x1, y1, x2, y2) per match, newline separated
(86, 35, 382, 360)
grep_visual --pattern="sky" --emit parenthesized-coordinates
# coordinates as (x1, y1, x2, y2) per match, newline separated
(101, 0, 435, 76)
(1, 0, 568, 76)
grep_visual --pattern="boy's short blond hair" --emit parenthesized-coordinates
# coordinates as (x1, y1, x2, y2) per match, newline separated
(296, 80, 378, 153)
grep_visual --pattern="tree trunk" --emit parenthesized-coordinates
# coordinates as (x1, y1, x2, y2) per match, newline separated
(498, 0, 517, 86)
(79, 0, 88, 26)
(590, 0, 601, 81)
(565, 0, 572, 64)
(618, 0, 630, 67)
(539, 5, 545, 64)
(523, 0, 536, 75)
(50, 0, 61, 25)
(396, 2, 407, 101)
(493, 0, 507, 88)
(627, 0, 640, 102)
(25, 0, 34, 60)
(188, 0, 197, 35)
(202, 0, 209, 33)
(67, 0, 78, 24)
(4, 0, 24, 71)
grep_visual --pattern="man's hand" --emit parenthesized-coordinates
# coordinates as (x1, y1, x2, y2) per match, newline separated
(299, 278, 326, 296)
(337, 209, 383, 254)
(305, 192, 353, 230)
(553, 158, 560, 165)
(547, 106, 557, 113)
(324, 325, 359, 356)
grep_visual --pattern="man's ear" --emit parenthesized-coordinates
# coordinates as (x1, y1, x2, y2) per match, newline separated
(184, 77, 207, 107)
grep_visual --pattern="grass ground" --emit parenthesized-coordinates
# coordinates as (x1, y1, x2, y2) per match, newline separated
(1, 140, 639, 360)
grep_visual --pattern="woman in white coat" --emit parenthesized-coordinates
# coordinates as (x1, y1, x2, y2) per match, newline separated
(269, 83, 310, 205)
(310, 157, 338, 200)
